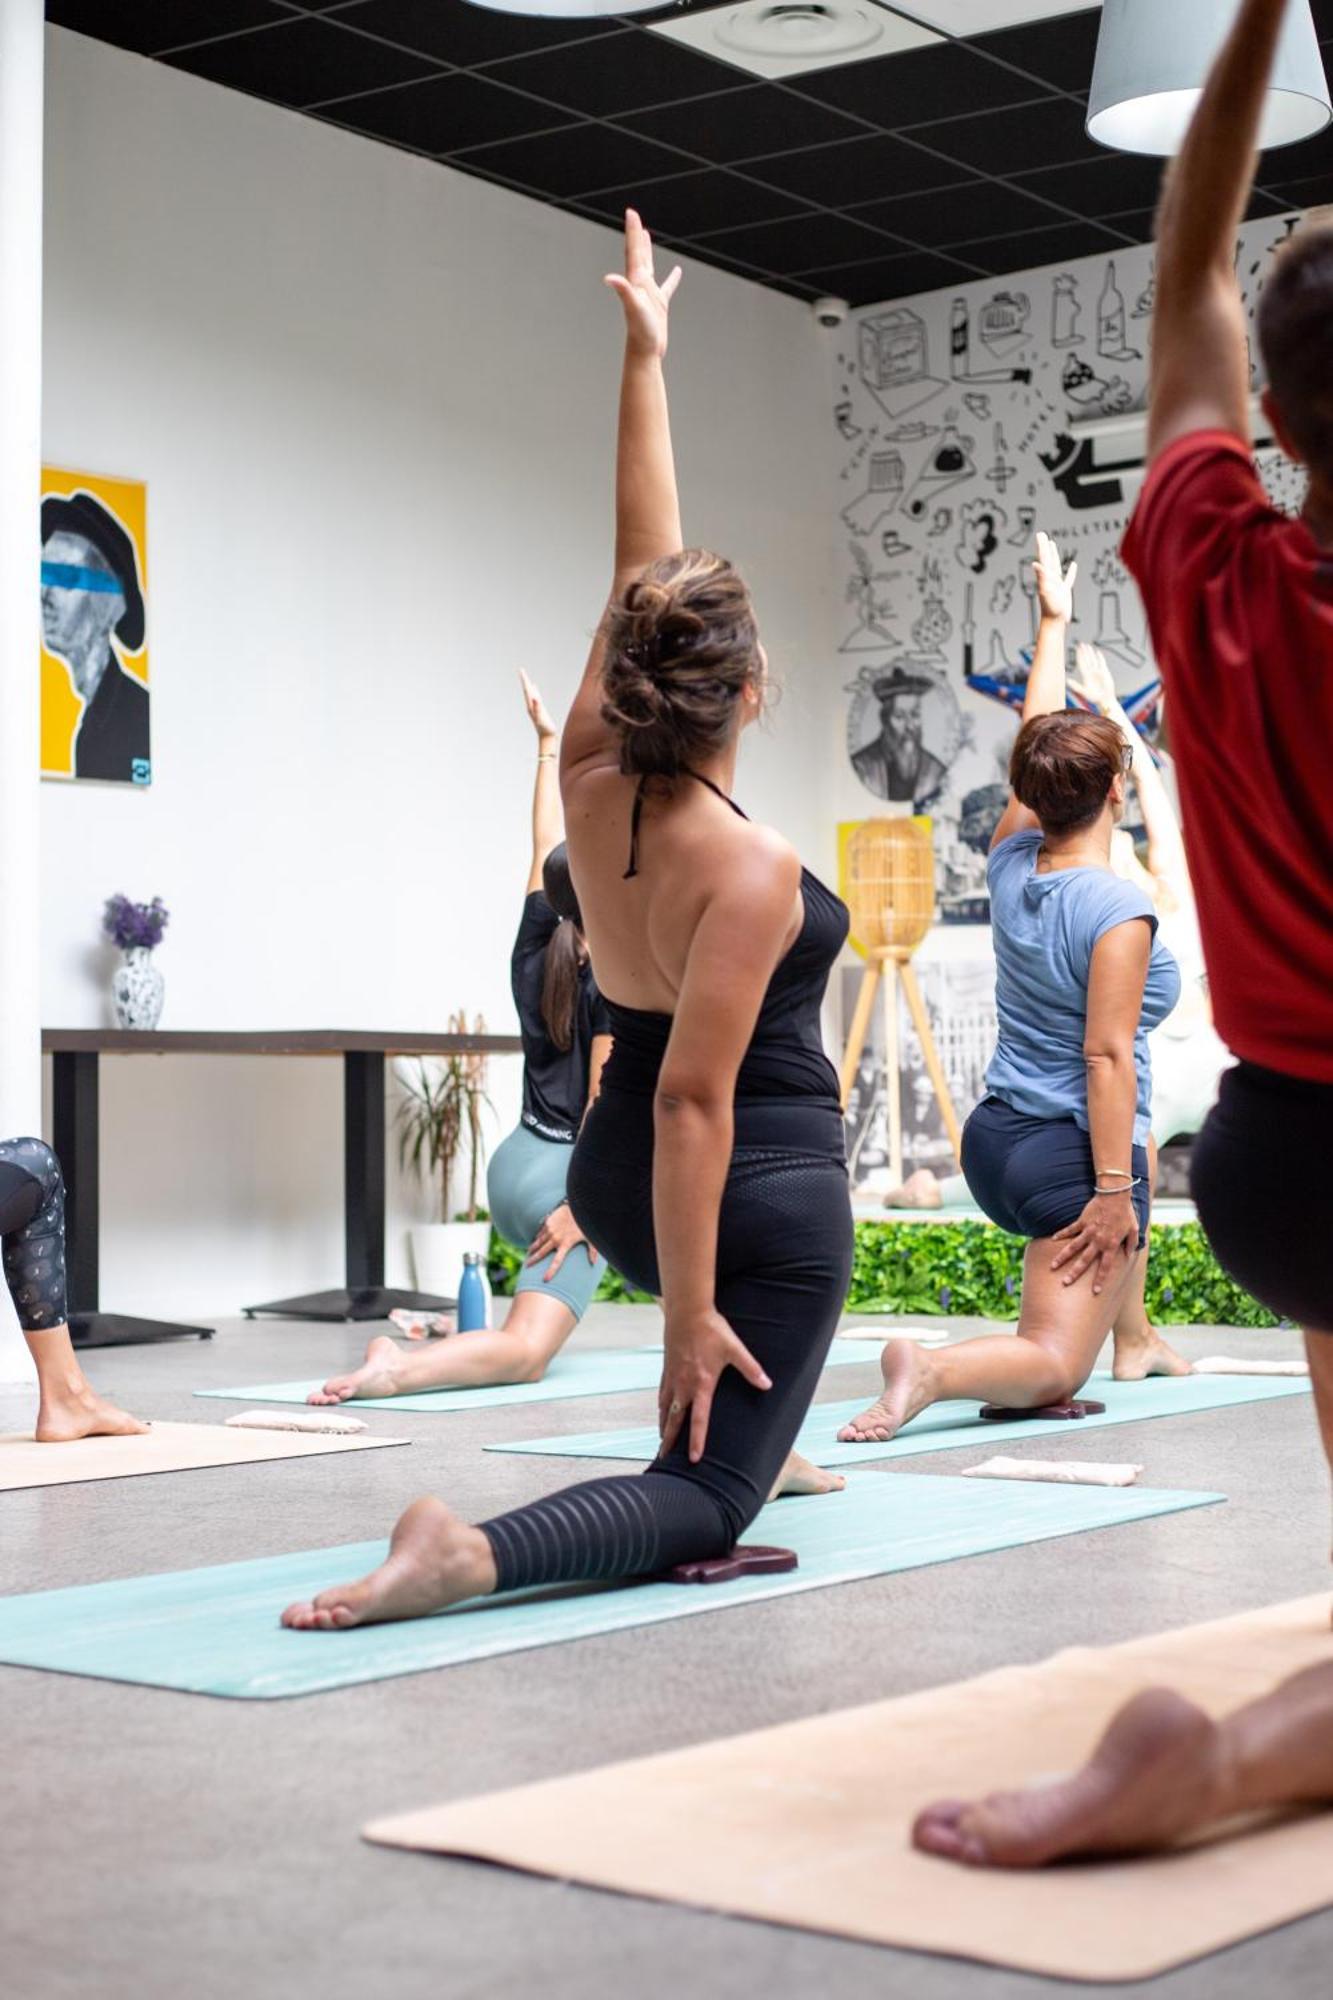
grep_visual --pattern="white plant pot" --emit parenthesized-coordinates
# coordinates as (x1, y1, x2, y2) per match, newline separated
(410, 1220, 492, 1306)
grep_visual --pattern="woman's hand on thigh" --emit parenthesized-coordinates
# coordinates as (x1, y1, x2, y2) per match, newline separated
(659, 1307, 771, 1464)
(1051, 1194, 1139, 1294)
(526, 1202, 598, 1282)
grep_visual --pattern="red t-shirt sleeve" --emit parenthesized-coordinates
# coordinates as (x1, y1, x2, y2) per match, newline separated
(1122, 429, 1269, 638)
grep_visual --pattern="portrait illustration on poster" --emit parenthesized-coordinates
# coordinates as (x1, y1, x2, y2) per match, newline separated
(40, 468, 150, 785)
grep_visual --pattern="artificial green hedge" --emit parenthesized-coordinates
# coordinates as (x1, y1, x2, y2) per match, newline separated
(490, 1218, 1280, 1326)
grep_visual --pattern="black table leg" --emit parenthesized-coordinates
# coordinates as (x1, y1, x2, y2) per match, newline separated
(243, 1050, 454, 1322)
(52, 1048, 211, 1347)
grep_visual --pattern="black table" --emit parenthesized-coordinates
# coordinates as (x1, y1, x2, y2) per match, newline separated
(44, 1029, 522, 1344)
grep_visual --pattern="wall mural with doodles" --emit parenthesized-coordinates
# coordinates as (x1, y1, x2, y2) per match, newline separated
(831, 207, 1309, 927)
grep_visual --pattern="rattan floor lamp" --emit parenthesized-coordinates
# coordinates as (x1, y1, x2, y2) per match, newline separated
(839, 818, 962, 1183)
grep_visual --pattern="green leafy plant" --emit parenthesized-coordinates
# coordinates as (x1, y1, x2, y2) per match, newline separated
(847, 1220, 1281, 1326)
(487, 1216, 1281, 1328)
(396, 1013, 492, 1224)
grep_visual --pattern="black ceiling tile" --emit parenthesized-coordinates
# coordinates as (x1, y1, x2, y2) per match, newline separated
(1015, 149, 1168, 220)
(162, 13, 440, 106)
(451, 122, 692, 197)
(911, 94, 1098, 175)
(1101, 210, 1156, 246)
(579, 171, 814, 237)
(332, 70, 577, 149)
(700, 210, 896, 274)
(1312, 0, 1333, 35)
(1245, 185, 1302, 216)
(951, 219, 1128, 277)
(968, 8, 1102, 97)
(46, 0, 295, 55)
(794, 248, 981, 306)
(1261, 119, 1333, 181)
(792, 41, 1050, 129)
(627, 84, 864, 166)
(749, 130, 974, 205)
(493, 32, 744, 118)
(1260, 173, 1333, 211)
(314, 0, 620, 64)
(850, 177, 1066, 244)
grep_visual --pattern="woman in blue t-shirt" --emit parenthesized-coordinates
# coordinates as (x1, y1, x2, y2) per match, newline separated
(842, 536, 1180, 1443)
(310, 674, 612, 1405)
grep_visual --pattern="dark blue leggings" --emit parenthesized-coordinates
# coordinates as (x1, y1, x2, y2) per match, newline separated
(0, 1138, 68, 1333)
(478, 1093, 853, 1590)
(962, 1095, 1150, 1248)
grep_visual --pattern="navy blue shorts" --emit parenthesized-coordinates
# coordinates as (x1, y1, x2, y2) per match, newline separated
(961, 1096, 1150, 1247)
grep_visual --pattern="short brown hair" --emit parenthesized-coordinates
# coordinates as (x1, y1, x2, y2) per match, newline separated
(1010, 711, 1126, 834)
(1258, 224, 1333, 481)
(601, 549, 760, 778)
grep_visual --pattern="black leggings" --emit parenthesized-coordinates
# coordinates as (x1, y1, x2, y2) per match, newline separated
(0, 1138, 68, 1333)
(478, 1093, 854, 1590)
(1191, 1062, 1333, 1331)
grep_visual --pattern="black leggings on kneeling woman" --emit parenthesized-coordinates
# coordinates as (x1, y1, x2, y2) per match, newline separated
(477, 1093, 853, 1591)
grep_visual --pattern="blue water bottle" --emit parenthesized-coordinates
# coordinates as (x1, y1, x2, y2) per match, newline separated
(457, 1252, 488, 1332)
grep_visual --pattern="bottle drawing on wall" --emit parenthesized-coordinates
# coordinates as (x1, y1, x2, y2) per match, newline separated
(1052, 273, 1082, 348)
(1097, 262, 1140, 362)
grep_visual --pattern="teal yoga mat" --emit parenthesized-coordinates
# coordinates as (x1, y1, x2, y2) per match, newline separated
(193, 1339, 875, 1414)
(487, 1369, 1312, 1468)
(0, 1471, 1218, 1699)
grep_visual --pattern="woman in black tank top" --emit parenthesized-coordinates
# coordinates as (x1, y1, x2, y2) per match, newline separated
(282, 215, 853, 1633)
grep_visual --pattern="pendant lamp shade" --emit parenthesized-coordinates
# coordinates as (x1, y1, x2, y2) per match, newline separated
(1087, 0, 1331, 156)
(464, 0, 662, 15)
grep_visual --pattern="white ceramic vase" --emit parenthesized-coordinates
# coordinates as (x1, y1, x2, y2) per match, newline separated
(112, 947, 164, 1030)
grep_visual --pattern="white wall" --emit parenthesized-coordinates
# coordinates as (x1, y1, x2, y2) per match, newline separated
(35, 28, 842, 1320)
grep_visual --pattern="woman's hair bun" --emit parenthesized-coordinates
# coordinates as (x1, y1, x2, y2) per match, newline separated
(601, 549, 760, 778)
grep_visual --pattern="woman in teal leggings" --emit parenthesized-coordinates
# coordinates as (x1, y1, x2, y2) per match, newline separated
(311, 675, 611, 1404)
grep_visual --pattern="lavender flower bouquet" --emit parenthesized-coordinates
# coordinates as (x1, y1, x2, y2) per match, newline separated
(103, 894, 169, 953)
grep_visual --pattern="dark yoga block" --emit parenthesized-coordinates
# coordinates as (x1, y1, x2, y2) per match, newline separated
(665, 1544, 799, 1584)
(978, 1398, 1107, 1422)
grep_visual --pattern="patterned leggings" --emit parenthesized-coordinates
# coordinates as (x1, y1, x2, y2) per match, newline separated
(0, 1138, 68, 1333)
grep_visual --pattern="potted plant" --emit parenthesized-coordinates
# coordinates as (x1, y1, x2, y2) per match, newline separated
(397, 1011, 493, 1299)
(103, 894, 169, 1029)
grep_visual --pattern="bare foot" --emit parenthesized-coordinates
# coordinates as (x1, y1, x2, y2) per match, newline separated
(1113, 1327, 1193, 1382)
(837, 1339, 934, 1443)
(883, 1170, 943, 1211)
(308, 1335, 404, 1405)
(280, 1496, 497, 1631)
(36, 1385, 148, 1443)
(770, 1449, 845, 1499)
(913, 1687, 1227, 1868)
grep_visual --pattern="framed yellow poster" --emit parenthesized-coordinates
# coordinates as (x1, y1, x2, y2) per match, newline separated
(40, 468, 150, 785)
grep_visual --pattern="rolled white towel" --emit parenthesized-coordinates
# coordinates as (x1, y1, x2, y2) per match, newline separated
(1193, 1356, 1309, 1377)
(837, 1325, 952, 1346)
(962, 1456, 1143, 1487)
(224, 1408, 368, 1436)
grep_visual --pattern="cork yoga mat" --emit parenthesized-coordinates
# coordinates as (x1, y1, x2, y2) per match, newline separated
(365, 1594, 1333, 1984)
(0, 1420, 407, 1490)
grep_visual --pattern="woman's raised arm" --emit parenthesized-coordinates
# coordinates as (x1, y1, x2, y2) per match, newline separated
(990, 533, 1077, 849)
(520, 670, 562, 893)
(564, 211, 683, 776)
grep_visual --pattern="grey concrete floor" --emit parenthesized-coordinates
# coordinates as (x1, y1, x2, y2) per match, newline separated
(2, 1306, 1329, 2000)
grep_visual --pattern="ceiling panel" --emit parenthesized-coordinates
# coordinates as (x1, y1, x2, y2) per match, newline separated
(163, 13, 442, 106)
(47, 0, 1324, 306)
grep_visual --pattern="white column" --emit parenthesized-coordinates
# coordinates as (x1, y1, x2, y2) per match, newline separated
(0, 0, 45, 1381)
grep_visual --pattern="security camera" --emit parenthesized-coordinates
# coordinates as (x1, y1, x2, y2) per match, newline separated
(813, 295, 849, 330)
